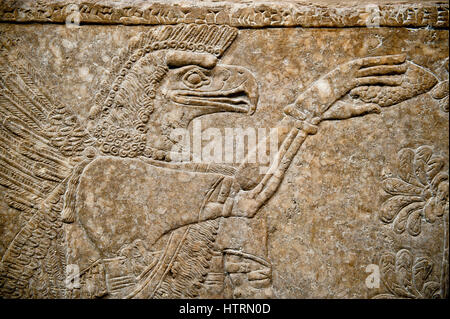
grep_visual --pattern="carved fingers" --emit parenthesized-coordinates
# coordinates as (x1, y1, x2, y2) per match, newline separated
(350, 54, 407, 86)
(322, 54, 439, 119)
(355, 75, 403, 87)
(355, 54, 406, 68)
(356, 64, 407, 78)
(350, 59, 438, 107)
(284, 54, 408, 122)
(321, 100, 381, 121)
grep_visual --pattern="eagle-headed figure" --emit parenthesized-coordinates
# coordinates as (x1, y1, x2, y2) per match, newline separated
(71, 24, 262, 299)
(0, 24, 263, 299)
(0, 24, 439, 299)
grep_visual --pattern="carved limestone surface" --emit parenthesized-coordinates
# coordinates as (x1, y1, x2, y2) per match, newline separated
(0, 0, 448, 299)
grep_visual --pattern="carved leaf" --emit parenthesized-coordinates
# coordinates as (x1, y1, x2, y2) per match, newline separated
(412, 257, 433, 293)
(391, 281, 416, 298)
(379, 250, 441, 299)
(372, 293, 399, 299)
(397, 148, 416, 185)
(413, 146, 433, 186)
(379, 195, 423, 223)
(395, 249, 415, 296)
(382, 178, 423, 196)
(426, 156, 445, 183)
(406, 210, 423, 236)
(415, 145, 433, 164)
(414, 158, 429, 187)
(423, 197, 437, 223)
(431, 172, 449, 193)
(422, 281, 441, 298)
(379, 252, 396, 295)
(435, 198, 448, 218)
(393, 202, 423, 234)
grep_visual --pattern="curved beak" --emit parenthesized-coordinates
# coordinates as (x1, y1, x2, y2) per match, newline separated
(170, 65, 258, 115)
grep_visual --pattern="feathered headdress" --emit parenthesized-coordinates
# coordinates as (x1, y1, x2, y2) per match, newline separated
(88, 24, 238, 160)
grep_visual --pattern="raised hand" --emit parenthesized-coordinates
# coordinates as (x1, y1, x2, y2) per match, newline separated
(284, 54, 437, 122)
(229, 55, 439, 220)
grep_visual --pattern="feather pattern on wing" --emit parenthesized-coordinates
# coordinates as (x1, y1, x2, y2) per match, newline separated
(0, 39, 94, 298)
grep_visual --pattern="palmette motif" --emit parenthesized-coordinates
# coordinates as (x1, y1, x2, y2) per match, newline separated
(375, 145, 448, 299)
(374, 249, 441, 299)
(380, 146, 448, 236)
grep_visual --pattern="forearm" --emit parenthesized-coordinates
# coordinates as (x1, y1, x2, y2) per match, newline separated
(227, 114, 319, 218)
(229, 127, 309, 217)
(235, 115, 317, 191)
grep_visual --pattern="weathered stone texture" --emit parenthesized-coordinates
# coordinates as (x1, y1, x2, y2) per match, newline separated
(0, 1, 448, 299)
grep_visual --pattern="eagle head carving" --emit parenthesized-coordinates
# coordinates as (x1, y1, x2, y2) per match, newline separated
(88, 24, 258, 160)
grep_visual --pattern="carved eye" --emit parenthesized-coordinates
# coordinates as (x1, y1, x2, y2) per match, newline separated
(182, 68, 210, 89)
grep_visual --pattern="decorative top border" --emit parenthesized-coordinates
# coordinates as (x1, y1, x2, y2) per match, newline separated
(0, 1, 448, 28)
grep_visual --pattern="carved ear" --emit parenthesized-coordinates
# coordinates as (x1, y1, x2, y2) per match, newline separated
(350, 61, 438, 107)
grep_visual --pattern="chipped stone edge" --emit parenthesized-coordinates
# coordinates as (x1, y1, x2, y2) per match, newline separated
(0, 1, 448, 28)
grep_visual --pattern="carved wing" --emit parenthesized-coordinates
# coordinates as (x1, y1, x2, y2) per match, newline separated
(0, 44, 94, 298)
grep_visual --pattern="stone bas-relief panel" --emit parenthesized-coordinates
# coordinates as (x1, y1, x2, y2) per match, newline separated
(0, 1, 448, 299)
